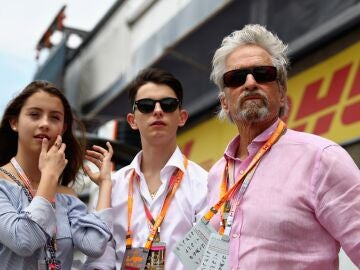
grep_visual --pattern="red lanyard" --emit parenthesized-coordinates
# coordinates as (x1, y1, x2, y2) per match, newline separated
(11, 158, 36, 197)
(11, 157, 56, 205)
(126, 157, 188, 250)
(205, 120, 286, 225)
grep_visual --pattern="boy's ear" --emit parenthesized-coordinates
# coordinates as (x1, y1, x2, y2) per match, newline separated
(178, 109, 188, 127)
(127, 113, 139, 130)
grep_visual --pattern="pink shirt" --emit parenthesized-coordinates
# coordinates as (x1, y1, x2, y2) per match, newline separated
(208, 119, 360, 270)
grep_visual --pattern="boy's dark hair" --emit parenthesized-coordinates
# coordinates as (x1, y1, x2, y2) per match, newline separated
(127, 68, 183, 106)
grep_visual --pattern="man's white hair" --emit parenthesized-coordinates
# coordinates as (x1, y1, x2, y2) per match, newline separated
(210, 24, 289, 120)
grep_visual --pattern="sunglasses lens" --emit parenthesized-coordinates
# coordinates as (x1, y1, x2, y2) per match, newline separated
(135, 99, 156, 113)
(223, 70, 247, 88)
(223, 66, 277, 87)
(160, 98, 180, 113)
(253, 66, 277, 83)
(134, 98, 180, 113)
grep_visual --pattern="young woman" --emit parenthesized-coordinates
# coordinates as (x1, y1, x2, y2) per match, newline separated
(0, 80, 113, 270)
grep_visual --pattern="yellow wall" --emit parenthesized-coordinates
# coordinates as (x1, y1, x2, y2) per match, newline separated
(286, 41, 360, 143)
(178, 41, 360, 169)
(177, 118, 237, 170)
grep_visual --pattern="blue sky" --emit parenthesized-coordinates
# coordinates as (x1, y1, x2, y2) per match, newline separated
(0, 0, 115, 115)
(0, 51, 34, 113)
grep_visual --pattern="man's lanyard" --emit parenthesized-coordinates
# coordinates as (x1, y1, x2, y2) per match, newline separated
(10, 157, 60, 270)
(219, 160, 258, 235)
(218, 161, 234, 234)
(126, 157, 188, 250)
(205, 120, 286, 230)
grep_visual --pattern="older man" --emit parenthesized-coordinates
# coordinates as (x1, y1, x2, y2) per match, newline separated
(207, 24, 360, 270)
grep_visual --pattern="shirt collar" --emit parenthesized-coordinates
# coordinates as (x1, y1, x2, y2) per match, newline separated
(128, 151, 143, 176)
(126, 146, 186, 176)
(165, 146, 186, 173)
(253, 118, 280, 143)
(224, 118, 280, 160)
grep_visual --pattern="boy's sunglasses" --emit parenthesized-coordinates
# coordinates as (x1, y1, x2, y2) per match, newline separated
(133, 97, 181, 113)
(223, 66, 277, 88)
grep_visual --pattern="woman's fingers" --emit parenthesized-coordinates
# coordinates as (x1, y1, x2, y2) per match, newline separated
(105, 142, 114, 157)
(85, 153, 102, 168)
(86, 150, 104, 164)
(40, 137, 49, 157)
(84, 164, 100, 183)
(38, 135, 67, 179)
(84, 164, 95, 178)
(87, 142, 113, 163)
(52, 135, 62, 149)
(84, 143, 113, 186)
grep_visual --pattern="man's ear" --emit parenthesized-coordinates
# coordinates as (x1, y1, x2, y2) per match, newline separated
(9, 118, 18, 132)
(219, 92, 229, 114)
(278, 83, 287, 106)
(178, 109, 188, 127)
(280, 94, 286, 108)
(127, 113, 139, 130)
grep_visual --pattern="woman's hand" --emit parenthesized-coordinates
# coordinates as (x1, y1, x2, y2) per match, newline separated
(84, 142, 113, 186)
(84, 142, 114, 211)
(39, 135, 67, 182)
(37, 135, 68, 200)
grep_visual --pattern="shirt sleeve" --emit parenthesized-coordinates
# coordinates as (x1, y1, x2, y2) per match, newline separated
(83, 237, 117, 270)
(0, 187, 55, 256)
(312, 145, 360, 265)
(63, 195, 112, 258)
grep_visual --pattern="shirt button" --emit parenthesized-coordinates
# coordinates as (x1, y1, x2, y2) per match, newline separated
(232, 233, 239, 238)
(239, 170, 244, 174)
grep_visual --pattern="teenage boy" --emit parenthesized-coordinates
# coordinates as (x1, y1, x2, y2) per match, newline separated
(84, 68, 208, 270)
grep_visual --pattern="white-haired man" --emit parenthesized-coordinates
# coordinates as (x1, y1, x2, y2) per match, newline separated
(206, 24, 360, 270)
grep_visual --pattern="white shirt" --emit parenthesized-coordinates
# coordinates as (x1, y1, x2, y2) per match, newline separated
(84, 146, 208, 270)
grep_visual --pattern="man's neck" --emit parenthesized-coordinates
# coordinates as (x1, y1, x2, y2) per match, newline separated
(236, 117, 278, 160)
(141, 142, 177, 174)
(140, 142, 177, 194)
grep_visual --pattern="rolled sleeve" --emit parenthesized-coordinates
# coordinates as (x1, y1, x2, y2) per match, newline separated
(62, 195, 112, 258)
(95, 207, 113, 233)
(83, 238, 116, 270)
(25, 195, 56, 236)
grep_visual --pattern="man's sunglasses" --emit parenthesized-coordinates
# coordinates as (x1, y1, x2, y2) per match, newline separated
(223, 66, 277, 88)
(133, 97, 181, 113)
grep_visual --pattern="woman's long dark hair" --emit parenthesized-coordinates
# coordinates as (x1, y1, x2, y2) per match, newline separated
(0, 80, 86, 186)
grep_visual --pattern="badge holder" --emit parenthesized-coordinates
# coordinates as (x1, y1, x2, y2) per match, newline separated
(173, 217, 216, 270)
(122, 247, 149, 270)
(145, 241, 166, 270)
(199, 233, 229, 270)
